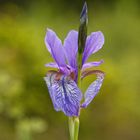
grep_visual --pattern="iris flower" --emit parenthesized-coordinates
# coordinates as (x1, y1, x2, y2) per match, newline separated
(44, 28, 105, 116)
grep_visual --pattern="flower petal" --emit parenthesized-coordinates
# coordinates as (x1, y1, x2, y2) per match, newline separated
(82, 31, 104, 64)
(45, 62, 59, 69)
(44, 72, 61, 111)
(45, 28, 66, 67)
(44, 72, 82, 116)
(82, 60, 104, 71)
(81, 71, 104, 108)
(45, 63, 77, 76)
(64, 30, 78, 69)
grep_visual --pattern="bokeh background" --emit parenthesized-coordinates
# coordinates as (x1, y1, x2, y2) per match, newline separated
(0, 0, 140, 140)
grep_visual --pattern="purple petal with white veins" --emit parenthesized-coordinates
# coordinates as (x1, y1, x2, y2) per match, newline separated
(82, 60, 104, 71)
(82, 31, 104, 64)
(44, 72, 61, 111)
(55, 75, 82, 116)
(44, 72, 82, 116)
(81, 72, 104, 108)
(45, 29, 66, 68)
(64, 30, 78, 69)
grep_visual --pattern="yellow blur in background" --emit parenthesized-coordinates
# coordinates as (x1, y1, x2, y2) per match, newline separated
(0, 0, 140, 140)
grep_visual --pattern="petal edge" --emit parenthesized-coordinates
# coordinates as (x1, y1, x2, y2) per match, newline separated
(81, 71, 104, 108)
(82, 31, 104, 64)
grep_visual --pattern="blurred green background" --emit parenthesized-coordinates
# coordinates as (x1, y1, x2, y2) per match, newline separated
(0, 0, 140, 140)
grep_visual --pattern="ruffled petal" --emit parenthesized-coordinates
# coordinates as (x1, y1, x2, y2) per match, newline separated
(44, 72, 82, 116)
(81, 72, 104, 108)
(82, 31, 104, 64)
(45, 28, 66, 67)
(64, 30, 78, 69)
(82, 60, 104, 71)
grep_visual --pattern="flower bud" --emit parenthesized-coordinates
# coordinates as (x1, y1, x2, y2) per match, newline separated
(78, 2, 88, 54)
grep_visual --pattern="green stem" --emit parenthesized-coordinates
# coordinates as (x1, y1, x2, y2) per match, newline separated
(68, 117, 80, 140)
(74, 117, 80, 140)
(77, 53, 82, 89)
(68, 117, 74, 140)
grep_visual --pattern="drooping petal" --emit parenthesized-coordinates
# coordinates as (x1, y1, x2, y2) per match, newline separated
(81, 70, 104, 80)
(82, 60, 104, 71)
(64, 30, 78, 69)
(45, 28, 66, 67)
(44, 72, 82, 116)
(81, 71, 105, 108)
(55, 75, 82, 116)
(82, 31, 104, 64)
(44, 72, 61, 111)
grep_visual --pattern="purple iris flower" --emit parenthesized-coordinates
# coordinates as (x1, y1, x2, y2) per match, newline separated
(44, 28, 105, 117)
(45, 29, 104, 75)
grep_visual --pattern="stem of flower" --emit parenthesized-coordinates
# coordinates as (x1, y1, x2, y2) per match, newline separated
(74, 117, 80, 140)
(68, 117, 74, 140)
(68, 2, 88, 140)
(68, 117, 80, 140)
(77, 53, 82, 88)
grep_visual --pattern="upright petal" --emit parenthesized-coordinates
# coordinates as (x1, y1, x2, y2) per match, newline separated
(64, 30, 78, 69)
(82, 31, 104, 64)
(45, 29, 66, 67)
(44, 72, 82, 116)
(82, 60, 104, 71)
(81, 71, 104, 108)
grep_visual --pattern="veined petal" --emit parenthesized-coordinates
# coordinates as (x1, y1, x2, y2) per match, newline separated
(44, 72, 61, 111)
(81, 71, 104, 108)
(44, 72, 82, 116)
(82, 31, 104, 64)
(45, 28, 66, 67)
(82, 60, 104, 71)
(64, 30, 78, 69)
(56, 75, 82, 116)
